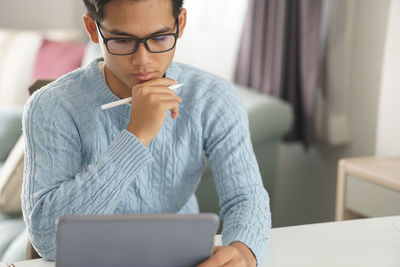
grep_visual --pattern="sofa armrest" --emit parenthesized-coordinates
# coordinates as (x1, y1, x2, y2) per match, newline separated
(0, 213, 25, 261)
(236, 85, 293, 144)
(0, 107, 24, 163)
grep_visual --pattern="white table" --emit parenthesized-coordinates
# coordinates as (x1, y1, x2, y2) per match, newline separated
(12, 216, 400, 267)
(264, 216, 400, 267)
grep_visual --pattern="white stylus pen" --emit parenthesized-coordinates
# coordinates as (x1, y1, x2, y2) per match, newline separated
(101, 83, 184, 110)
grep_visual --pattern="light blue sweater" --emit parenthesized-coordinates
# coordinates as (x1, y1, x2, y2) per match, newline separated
(22, 59, 271, 262)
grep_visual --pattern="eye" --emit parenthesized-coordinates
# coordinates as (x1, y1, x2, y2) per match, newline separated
(114, 39, 133, 44)
(151, 36, 168, 42)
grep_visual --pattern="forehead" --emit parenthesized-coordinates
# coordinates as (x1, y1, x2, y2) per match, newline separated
(103, 0, 174, 27)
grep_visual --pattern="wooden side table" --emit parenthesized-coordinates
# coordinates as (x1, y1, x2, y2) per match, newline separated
(335, 156, 400, 221)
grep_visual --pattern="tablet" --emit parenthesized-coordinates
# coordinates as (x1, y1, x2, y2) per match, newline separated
(55, 213, 219, 267)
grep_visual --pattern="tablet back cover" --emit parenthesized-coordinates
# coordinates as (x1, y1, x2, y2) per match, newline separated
(56, 213, 219, 267)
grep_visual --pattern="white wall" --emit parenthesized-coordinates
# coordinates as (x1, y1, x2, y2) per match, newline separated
(174, 0, 248, 81)
(376, 0, 400, 157)
(0, 1, 86, 31)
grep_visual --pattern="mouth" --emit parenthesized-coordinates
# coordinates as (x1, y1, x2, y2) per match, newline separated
(132, 72, 156, 82)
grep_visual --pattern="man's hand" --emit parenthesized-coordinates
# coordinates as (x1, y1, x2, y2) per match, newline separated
(197, 242, 256, 267)
(126, 78, 182, 146)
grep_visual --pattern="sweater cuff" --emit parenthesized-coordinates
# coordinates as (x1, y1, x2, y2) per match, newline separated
(103, 129, 154, 177)
(222, 227, 269, 266)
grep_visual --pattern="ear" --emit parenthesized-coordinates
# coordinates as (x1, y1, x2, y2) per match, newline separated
(177, 8, 187, 39)
(83, 13, 100, 43)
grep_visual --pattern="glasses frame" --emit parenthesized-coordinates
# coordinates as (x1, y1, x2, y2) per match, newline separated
(96, 17, 180, 55)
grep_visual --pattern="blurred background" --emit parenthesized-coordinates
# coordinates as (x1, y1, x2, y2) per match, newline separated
(0, 0, 399, 229)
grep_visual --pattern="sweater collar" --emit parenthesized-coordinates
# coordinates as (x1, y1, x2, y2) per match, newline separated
(85, 58, 120, 106)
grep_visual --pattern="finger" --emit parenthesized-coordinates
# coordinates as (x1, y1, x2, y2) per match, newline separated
(138, 93, 181, 109)
(220, 260, 237, 267)
(132, 78, 177, 93)
(135, 78, 177, 87)
(156, 96, 181, 118)
(162, 100, 180, 115)
(171, 111, 179, 119)
(135, 86, 182, 102)
(197, 247, 231, 267)
(162, 100, 179, 120)
(170, 106, 179, 119)
(147, 92, 181, 102)
(146, 97, 179, 115)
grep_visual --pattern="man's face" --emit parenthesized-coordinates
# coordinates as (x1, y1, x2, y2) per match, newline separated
(97, 0, 185, 94)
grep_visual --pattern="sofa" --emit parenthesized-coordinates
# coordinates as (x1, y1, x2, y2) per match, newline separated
(0, 29, 292, 262)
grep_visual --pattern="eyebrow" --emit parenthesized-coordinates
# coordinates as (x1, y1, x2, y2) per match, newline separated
(107, 26, 172, 38)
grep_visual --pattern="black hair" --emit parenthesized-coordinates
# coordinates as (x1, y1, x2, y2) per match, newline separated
(83, 0, 184, 21)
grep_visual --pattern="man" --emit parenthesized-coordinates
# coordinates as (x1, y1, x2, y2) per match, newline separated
(22, 0, 271, 266)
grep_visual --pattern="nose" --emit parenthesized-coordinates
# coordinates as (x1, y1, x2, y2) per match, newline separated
(131, 42, 150, 66)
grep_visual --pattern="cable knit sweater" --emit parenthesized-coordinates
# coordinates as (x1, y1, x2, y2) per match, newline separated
(22, 59, 271, 262)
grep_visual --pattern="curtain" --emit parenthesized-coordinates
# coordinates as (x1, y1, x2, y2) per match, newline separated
(235, 0, 323, 147)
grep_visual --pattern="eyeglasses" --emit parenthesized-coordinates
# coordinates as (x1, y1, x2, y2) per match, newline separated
(96, 17, 179, 55)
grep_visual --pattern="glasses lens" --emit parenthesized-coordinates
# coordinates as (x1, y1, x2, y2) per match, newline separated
(107, 39, 136, 54)
(147, 35, 176, 52)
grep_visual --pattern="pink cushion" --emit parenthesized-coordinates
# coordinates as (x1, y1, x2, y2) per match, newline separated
(32, 39, 86, 81)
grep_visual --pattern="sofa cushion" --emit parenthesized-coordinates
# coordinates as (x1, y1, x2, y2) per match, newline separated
(0, 28, 85, 107)
(0, 29, 42, 106)
(32, 38, 86, 81)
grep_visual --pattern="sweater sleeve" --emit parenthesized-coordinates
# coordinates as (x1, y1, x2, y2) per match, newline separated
(22, 92, 154, 260)
(202, 81, 271, 264)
